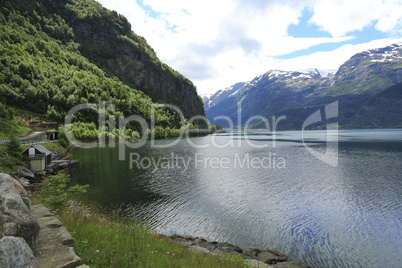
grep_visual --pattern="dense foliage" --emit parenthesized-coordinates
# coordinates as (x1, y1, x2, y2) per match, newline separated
(0, 103, 30, 138)
(1, 0, 159, 120)
(61, 0, 193, 84)
(0, 135, 23, 171)
(0, 0, 213, 142)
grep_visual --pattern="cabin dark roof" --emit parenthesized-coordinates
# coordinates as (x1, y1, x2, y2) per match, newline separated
(22, 144, 52, 156)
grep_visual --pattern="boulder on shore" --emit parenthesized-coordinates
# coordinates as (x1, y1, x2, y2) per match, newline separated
(169, 235, 311, 268)
(0, 173, 85, 268)
(18, 167, 35, 181)
(0, 173, 40, 249)
(0, 236, 39, 268)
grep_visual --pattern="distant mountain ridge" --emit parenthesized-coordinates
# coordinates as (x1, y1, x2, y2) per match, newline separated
(204, 43, 402, 129)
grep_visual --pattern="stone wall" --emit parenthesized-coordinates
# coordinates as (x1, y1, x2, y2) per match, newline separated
(0, 173, 86, 268)
(0, 173, 39, 249)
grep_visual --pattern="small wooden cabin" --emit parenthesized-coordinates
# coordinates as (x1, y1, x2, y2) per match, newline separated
(21, 144, 52, 172)
(46, 131, 59, 141)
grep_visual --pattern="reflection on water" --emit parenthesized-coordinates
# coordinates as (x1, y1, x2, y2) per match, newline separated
(70, 129, 402, 268)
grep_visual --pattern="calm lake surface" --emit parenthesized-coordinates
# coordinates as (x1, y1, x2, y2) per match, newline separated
(70, 129, 402, 268)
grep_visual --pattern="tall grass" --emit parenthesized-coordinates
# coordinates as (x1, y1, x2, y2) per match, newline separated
(31, 170, 247, 267)
(57, 201, 247, 268)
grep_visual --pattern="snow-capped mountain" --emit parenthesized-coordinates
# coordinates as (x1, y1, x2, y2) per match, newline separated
(204, 43, 402, 129)
(204, 82, 246, 109)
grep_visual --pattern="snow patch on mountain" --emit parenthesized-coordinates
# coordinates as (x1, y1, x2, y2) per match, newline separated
(363, 43, 402, 62)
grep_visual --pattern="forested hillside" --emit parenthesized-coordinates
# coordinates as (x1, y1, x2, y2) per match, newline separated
(0, 0, 208, 141)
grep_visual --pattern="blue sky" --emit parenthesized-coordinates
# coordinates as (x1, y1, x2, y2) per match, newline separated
(97, 0, 402, 95)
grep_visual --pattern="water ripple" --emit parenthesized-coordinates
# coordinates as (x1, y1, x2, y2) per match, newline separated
(70, 130, 402, 268)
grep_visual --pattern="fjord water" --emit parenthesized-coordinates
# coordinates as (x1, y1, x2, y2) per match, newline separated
(70, 129, 402, 268)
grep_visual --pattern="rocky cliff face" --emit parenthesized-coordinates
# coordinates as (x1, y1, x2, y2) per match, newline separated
(37, 0, 204, 119)
(72, 20, 205, 118)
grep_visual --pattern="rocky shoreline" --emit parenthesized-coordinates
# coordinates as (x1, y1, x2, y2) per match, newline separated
(165, 235, 311, 268)
(0, 167, 312, 267)
(0, 173, 87, 268)
(0, 143, 85, 267)
(1, 142, 311, 268)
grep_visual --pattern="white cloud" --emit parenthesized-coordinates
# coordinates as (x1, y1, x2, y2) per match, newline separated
(274, 38, 402, 75)
(374, 0, 402, 33)
(193, 38, 402, 94)
(310, 0, 402, 37)
(95, 0, 402, 95)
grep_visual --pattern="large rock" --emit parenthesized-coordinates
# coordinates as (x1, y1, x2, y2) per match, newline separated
(192, 238, 217, 251)
(169, 235, 194, 247)
(214, 242, 243, 254)
(271, 261, 311, 268)
(18, 167, 35, 180)
(32, 204, 82, 268)
(258, 251, 288, 264)
(0, 173, 40, 249)
(48, 160, 80, 172)
(189, 246, 216, 256)
(246, 258, 274, 268)
(18, 177, 31, 187)
(242, 248, 261, 260)
(0, 236, 39, 268)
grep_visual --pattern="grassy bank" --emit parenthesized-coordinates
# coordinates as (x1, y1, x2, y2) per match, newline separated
(31, 173, 246, 268)
(23, 144, 246, 267)
(53, 201, 246, 268)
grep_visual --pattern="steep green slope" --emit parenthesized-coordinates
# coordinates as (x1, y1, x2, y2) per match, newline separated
(320, 46, 402, 96)
(0, 103, 30, 139)
(0, 0, 206, 139)
(38, 0, 204, 118)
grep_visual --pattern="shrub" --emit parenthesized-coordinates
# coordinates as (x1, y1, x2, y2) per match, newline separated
(6, 135, 22, 159)
(38, 174, 89, 209)
(58, 127, 70, 148)
(0, 156, 21, 172)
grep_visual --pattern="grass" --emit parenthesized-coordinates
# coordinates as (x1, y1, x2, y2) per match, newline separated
(54, 201, 247, 268)
(0, 120, 31, 139)
(40, 142, 64, 150)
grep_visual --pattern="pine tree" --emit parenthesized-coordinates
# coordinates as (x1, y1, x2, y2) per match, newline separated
(6, 135, 22, 159)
